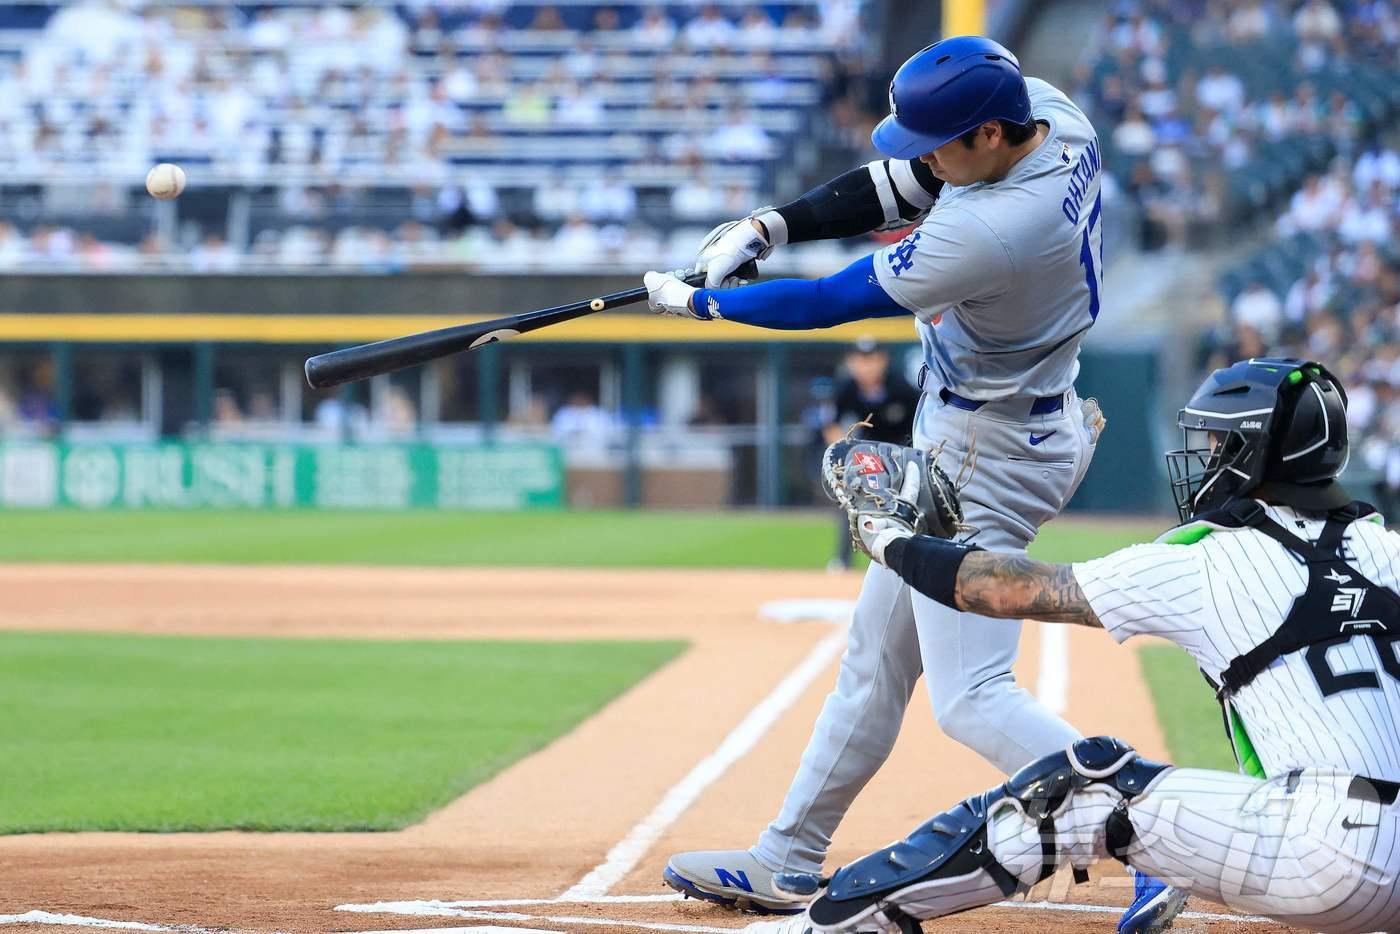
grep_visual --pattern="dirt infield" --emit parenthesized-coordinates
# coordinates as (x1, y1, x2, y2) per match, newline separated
(0, 565, 1292, 934)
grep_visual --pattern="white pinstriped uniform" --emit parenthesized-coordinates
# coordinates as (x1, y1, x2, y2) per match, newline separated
(1047, 503, 1400, 931)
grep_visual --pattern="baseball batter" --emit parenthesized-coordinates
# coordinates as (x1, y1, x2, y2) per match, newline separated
(644, 35, 1182, 933)
(744, 358, 1400, 934)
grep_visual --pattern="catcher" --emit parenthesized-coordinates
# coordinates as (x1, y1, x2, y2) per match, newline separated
(750, 357, 1400, 934)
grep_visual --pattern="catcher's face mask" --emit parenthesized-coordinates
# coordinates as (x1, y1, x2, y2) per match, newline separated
(1165, 426, 1254, 523)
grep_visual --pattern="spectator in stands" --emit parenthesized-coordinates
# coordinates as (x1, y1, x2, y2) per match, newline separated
(682, 5, 735, 48)
(1295, 0, 1344, 43)
(736, 8, 778, 49)
(503, 81, 551, 126)
(552, 214, 603, 265)
(527, 6, 567, 32)
(579, 174, 636, 225)
(1355, 141, 1400, 189)
(632, 6, 676, 47)
(1113, 102, 1155, 156)
(550, 390, 613, 441)
(1227, 0, 1275, 40)
(190, 234, 240, 272)
(213, 388, 243, 427)
(380, 385, 418, 436)
(1195, 63, 1246, 115)
(705, 105, 773, 161)
(1282, 174, 1344, 232)
(1339, 180, 1395, 243)
(0, 223, 24, 270)
(1284, 269, 1332, 328)
(1231, 281, 1284, 340)
(554, 81, 605, 127)
(18, 359, 59, 434)
(1111, 9, 1165, 56)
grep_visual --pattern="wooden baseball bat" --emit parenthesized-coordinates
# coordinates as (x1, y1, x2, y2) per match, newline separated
(303, 271, 706, 390)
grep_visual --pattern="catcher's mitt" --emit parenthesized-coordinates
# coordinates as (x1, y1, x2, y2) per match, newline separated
(821, 439, 971, 563)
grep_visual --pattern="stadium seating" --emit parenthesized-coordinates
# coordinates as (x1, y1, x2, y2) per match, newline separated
(1211, 141, 1399, 514)
(1077, 0, 1399, 248)
(0, 1, 864, 270)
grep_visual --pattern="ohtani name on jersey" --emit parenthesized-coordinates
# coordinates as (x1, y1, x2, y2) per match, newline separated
(1060, 138, 1102, 225)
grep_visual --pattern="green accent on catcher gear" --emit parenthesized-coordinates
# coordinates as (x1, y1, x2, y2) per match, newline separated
(1158, 523, 1216, 545)
(1228, 705, 1265, 779)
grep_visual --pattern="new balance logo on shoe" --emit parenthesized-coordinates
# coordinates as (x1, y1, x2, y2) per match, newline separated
(715, 868, 754, 892)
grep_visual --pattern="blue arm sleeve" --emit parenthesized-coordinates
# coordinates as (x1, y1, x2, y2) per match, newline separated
(692, 254, 908, 330)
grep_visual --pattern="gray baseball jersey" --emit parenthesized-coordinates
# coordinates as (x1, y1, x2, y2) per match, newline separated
(872, 77, 1104, 400)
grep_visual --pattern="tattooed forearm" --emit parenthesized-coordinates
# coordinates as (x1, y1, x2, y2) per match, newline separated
(953, 552, 1102, 628)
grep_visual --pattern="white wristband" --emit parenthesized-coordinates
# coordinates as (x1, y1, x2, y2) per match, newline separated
(752, 209, 788, 247)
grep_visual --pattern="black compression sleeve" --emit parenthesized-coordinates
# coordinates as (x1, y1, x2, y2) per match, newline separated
(883, 535, 984, 609)
(772, 159, 943, 244)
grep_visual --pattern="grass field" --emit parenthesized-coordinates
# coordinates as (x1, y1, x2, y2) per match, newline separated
(1137, 644, 1238, 771)
(0, 631, 683, 833)
(0, 509, 1167, 567)
(4, 510, 1233, 830)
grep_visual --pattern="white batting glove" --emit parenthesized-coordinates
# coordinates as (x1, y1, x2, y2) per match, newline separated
(697, 216, 775, 289)
(645, 270, 718, 320)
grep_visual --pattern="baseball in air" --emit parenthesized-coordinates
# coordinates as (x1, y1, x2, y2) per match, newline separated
(145, 163, 186, 200)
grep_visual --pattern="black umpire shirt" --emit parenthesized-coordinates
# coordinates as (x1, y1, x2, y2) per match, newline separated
(834, 374, 920, 445)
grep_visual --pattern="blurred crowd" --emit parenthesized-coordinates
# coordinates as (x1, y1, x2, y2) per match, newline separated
(1074, 0, 1398, 249)
(2, 1, 854, 174)
(1209, 141, 1400, 512)
(0, 0, 885, 271)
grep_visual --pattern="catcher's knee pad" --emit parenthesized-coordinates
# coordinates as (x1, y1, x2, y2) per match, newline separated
(805, 737, 1171, 930)
(1006, 736, 1173, 865)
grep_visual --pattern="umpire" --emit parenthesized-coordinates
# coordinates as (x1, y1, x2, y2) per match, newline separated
(822, 337, 920, 569)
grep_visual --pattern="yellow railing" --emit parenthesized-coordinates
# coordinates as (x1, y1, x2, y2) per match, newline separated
(0, 314, 919, 344)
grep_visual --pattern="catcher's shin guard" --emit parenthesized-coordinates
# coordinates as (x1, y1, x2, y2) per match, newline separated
(796, 737, 1171, 931)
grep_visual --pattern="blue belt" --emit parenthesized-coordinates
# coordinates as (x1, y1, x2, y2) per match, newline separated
(937, 387, 1065, 416)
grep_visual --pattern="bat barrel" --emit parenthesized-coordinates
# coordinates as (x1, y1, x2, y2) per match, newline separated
(302, 271, 705, 389)
(305, 325, 478, 389)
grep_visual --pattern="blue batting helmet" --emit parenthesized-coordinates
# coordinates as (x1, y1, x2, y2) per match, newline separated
(871, 36, 1032, 159)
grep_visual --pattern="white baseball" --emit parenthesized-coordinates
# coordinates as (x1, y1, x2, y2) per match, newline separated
(145, 163, 186, 200)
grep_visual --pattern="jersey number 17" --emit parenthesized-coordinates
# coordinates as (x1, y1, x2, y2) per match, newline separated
(1079, 193, 1103, 320)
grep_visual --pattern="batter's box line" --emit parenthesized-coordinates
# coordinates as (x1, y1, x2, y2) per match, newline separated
(0, 910, 257, 932)
(334, 896, 1277, 927)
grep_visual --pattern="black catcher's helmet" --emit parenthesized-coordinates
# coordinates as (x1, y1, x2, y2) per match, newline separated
(1166, 357, 1350, 523)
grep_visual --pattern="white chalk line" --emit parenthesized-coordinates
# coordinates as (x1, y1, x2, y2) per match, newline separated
(336, 902, 735, 933)
(0, 911, 238, 932)
(560, 628, 849, 899)
(1036, 621, 1070, 714)
(361, 929, 557, 934)
(335, 894, 1276, 927)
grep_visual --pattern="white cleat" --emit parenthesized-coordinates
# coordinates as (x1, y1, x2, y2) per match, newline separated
(663, 848, 807, 914)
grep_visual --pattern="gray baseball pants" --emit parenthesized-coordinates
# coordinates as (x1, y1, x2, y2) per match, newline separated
(753, 388, 1098, 873)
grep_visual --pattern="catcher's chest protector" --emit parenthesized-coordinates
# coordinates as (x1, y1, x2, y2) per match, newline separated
(1212, 501, 1400, 700)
